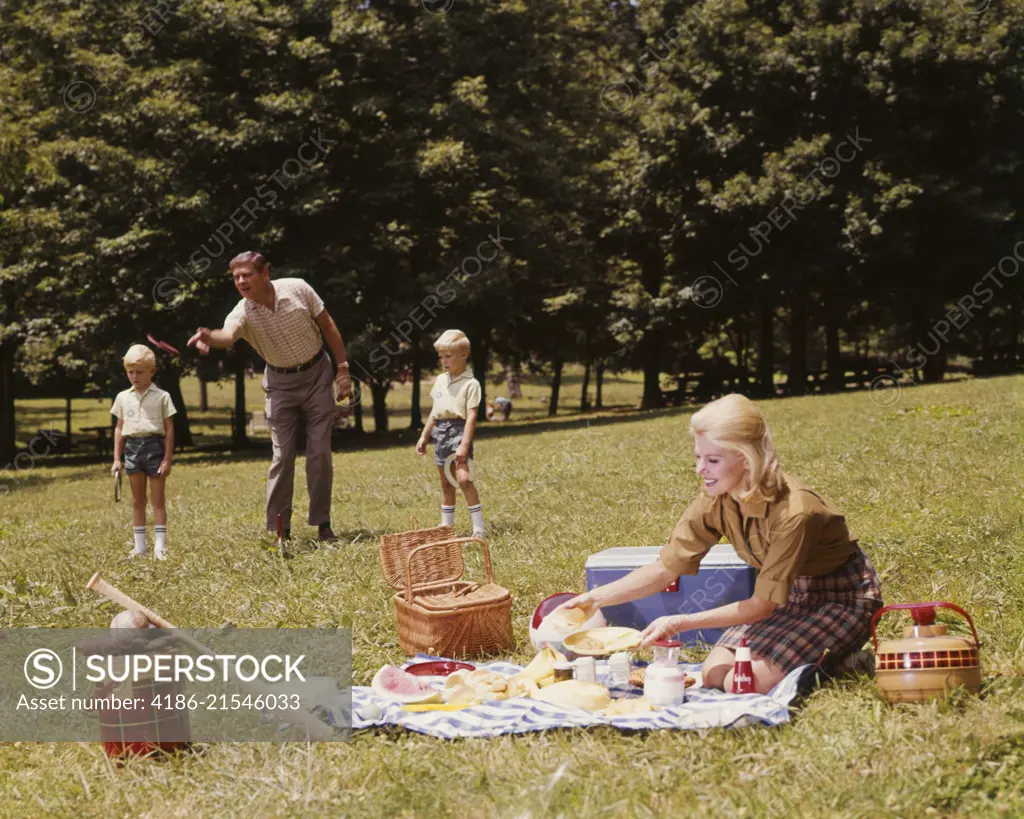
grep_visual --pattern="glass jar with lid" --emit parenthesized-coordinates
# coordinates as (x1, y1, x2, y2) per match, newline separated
(645, 639, 687, 707)
(652, 639, 681, 666)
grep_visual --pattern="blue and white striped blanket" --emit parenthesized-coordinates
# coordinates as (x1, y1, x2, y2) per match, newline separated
(342, 655, 809, 739)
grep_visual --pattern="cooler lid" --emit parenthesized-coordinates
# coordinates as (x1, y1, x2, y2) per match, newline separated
(585, 542, 745, 569)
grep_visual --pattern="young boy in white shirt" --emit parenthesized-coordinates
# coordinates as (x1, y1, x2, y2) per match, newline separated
(110, 344, 177, 559)
(416, 330, 486, 536)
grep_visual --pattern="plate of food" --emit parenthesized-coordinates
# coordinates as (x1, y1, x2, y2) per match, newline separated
(628, 666, 698, 689)
(563, 627, 643, 657)
(404, 661, 475, 677)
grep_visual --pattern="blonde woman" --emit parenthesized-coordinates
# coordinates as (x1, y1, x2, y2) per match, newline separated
(561, 394, 882, 693)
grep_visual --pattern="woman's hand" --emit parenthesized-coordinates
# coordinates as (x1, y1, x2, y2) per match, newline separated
(415, 437, 427, 456)
(556, 592, 599, 623)
(639, 615, 690, 648)
(110, 461, 121, 477)
(158, 460, 172, 478)
(455, 443, 470, 466)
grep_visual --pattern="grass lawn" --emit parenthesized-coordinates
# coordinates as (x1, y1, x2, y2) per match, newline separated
(2, 376, 1024, 817)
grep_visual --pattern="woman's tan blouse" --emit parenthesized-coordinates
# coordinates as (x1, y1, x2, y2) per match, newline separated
(658, 473, 859, 604)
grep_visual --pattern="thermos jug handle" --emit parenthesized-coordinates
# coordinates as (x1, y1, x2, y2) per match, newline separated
(870, 600, 980, 653)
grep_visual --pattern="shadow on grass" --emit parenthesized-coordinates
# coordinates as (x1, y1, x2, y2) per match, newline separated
(21, 372, 978, 475)
(262, 527, 388, 560)
(1, 468, 104, 494)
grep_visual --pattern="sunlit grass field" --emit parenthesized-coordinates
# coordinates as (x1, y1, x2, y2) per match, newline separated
(2, 376, 1024, 817)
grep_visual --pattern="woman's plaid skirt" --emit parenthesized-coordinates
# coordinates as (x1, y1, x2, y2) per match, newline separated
(716, 549, 883, 672)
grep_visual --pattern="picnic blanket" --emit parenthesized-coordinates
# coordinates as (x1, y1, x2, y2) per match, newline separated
(340, 654, 811, 739)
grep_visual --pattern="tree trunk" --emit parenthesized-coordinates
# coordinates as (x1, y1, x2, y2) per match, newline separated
(825, 286, 842, 391)
(1010, 283, 1020, 371)
(370, 378, 389, 433)
(232, 358, 249, 446)
(595, 360, 605, 410)
(471, 331, 489, 420)
(923, 349, 948, 383)
(580, 356, 591, 412)
(979, 303, 993, 374)
(409, 332, 423, 430)
(65, 396, 72, 447)
(0, 290, 15, 464)
(787, 288, 808, 395)
(640, 329, 664, 409)
(548, 353, 563, 417)
(506, 362, 522, 399)
(353, 379, 364, 433)
(199, 377, 209, 412)
(757, 298, 775, 397)
(640, 247, 666, 410)
(911, 300, 947, 384)
(159, 365, 193, 448)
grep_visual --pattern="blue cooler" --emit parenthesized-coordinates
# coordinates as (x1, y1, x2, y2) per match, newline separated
(585, 543, 757, 647)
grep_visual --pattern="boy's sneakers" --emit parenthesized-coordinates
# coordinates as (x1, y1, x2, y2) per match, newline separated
(154, 547, 168, 561)
(129, 548, 146, 559)
(472, 527, 487, 538)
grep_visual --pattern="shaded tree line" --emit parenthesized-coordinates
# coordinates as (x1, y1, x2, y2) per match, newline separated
(2, 0, 1023, 462)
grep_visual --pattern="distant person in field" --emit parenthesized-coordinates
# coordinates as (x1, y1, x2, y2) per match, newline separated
(416, 330, 486, 536)
(493, 395, 512, 421)
(110, 344, 177, 559)
(559, 393, 883, 693)
(187, 251, 351, 545)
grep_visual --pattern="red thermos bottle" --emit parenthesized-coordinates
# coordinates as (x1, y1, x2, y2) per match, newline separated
(731, 638, 757, 694)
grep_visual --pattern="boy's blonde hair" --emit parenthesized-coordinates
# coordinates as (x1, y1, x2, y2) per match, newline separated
(433, 329, 471, 358)
(123, 344, 157, 370)
(690, 393, 782, 504)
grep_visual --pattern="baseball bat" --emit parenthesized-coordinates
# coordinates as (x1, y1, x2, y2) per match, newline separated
(86, 572, 335, 740)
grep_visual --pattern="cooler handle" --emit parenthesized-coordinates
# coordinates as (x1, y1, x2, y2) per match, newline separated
(870, 600, 980, 653)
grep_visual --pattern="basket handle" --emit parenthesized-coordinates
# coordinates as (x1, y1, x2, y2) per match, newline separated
(403, 537, 494, 605)
(870, 600, 980, 653)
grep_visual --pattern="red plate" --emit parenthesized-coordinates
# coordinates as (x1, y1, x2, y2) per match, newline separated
(404, 661, 475, 677)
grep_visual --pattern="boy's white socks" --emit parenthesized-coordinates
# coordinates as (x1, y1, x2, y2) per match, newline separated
(468, 504, 485, 535)
(132, 526, 147, 555)
(154, 525, 167, 559)
(441, 505, 456, 526)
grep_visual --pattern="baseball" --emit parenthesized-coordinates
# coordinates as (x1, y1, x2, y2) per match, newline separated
(110, 609, 150, 629)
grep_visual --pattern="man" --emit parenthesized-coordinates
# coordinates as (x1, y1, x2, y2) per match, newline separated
(187, 251, 351, 545)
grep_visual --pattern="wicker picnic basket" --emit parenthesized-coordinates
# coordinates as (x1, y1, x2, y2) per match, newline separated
(379, 521, 458, 590)
(379, 528, 514, 657)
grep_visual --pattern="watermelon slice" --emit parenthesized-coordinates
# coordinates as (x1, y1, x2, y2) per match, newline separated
(370, 665, 442, 704)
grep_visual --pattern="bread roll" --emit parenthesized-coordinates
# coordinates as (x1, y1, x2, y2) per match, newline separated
(544, 607, 586, 633)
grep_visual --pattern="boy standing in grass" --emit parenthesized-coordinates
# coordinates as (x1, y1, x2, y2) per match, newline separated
(416, 330, 486, 536)
(110, 344, 177, 559)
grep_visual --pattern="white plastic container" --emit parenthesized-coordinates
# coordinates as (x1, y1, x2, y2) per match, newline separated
(643, 663, 688, 707)
(607, 652, 631, 688)
(573, 656, 598, 683)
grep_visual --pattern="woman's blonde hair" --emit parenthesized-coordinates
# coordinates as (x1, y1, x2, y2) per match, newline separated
(123, 344, 157, 370)
(690, 393, 781, 503)
(433, 329, 471, 357)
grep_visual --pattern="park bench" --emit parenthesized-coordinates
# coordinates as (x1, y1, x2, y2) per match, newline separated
(248, 411, 269, 435)
(80, 425, 113, 457)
